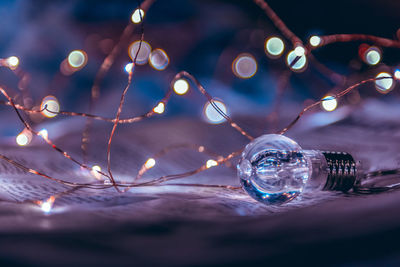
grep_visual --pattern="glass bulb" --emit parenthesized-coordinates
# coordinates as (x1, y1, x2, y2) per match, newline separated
(237, 134, 358, 205)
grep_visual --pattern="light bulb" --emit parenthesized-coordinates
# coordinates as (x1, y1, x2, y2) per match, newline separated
(237, 134, 359, 205)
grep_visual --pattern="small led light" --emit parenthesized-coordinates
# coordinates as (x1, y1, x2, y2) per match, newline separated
(394, 69, 400, 80)
(309, 35, 321, 47)
(38, 129, 48, 140)
(206, 159, 218, 169)
(286, 50, 307, 72)
(375, 72, 394, 93)
(204, 100, 227, 124)
(153, 102, 165, 114)
(40, 196, 55, 213)
(16, 131, 32, 146)
(40, 96, 60, 118)
(294, 46, 306, 56)
(364, 47, 381, 66)
(149, 49, 169, 71)
(131, 8, 145, 24)
(128, 41, 151, 65)
(321, 95, 337, 112)
(125, 63, 134, 73)
(232, 54, 257, 79)
(67, 50, 87, 68)
(145, 158, 156, 169)
(6, 56, 19, 69)
(265, 37, 285, 57)
(91, 165, 102, 180)
(173, 79, 189, 95)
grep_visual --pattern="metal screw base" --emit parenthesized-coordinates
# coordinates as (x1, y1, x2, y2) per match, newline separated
(322, 152, 357, 192)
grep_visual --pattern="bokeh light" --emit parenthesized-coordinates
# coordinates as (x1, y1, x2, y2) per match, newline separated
(91, 165, 102, 180)
(265, 37, 284, 58)
(309, 35, 321, 47)
(232, 54, 257, 79)
(16, 130, 32, 146)
(286, 50, 307, 72)
(40, 96, 60, 118)
(67, 50, 87, 68)
(294, 46, 305, 56)
(375, 72, 394, 93)
(38, 129, 48, 140)
(149, 49, 169, 71)
(6, 56, 19, 69)
(40, 196, 55, 213)
(145, 158, 156, 169)
(153, 102, 165, 114)
(124, 62, 134, 73)
(204, 100, 227, 124)
(128, 40, 151, 65)
(394, 69, 400, 80)
(131, 8, 145, 24)
(173, 79, 189, 95)
(364, 47, 381, 66)
(206, 159, 218, 169)
(321, 95, 338, 112)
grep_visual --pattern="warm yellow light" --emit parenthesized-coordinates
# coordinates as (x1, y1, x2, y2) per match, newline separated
(321, 96, 337, 112)
(265, 37, 284, 57)
(128, 41, 151, 65)
(145, 158, 156, 169)
(309, 36, 321, 47)
(173, 79, 189, 95)
(91, 165, 102, 180)
(153, 102, 165, 114)
(204, 100, 227, 124)
(375, 72, 394, 93)
(41, 96, 60, 118)
(67, 50, 87, 68)
(131, 8, 145, 24)
(6, 56, 19, 69)
(232, 54, 257, 79)
(206, 159, 218, 169)
(149, 49, 169, 71)
(286, 50, 307, 72)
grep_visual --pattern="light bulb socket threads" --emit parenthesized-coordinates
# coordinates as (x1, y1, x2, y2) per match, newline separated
(322, 151, 357, 192)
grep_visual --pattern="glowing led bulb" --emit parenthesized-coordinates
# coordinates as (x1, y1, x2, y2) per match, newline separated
(125, 63, 134, 73)
(41, 96, 60, 118)
(237, 134, 358, 205)
(40, 196, 55, 213)
(265, 37, 285, 58)
(173, 79, 189, 95)
(286, 50, 307, 71)
(153, 102, 165, 114)
(149, 49, 169, 71)
(128, 41, 151, 65)
(67, 50, 87, 68)
(309, 35, 321, 47)
(206, 159, 218, 169)
(16, 130, 32, 146)
(145, 158, 156, 169)
(131, 8, 145, 24)
(294, 46, 306, 56)
(38, 129, 48, 140)
(395, 69, 400, 80)
(204, 100, 227, 124)
(232, 54, 257, 79)
(91, 165, 102, 180)
(6, 56, 19, 69)
(364, 47, 381, 66)
(375, 72, 394, 93)
(321, 95, 337, 112)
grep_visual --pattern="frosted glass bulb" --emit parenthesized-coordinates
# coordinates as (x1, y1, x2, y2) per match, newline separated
(237, 134, 358, 205)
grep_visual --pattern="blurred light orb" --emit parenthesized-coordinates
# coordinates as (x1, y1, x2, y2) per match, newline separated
(173, 79, 189, 95)
(206, 159, 218, 169)
(286, 50, 307, 71)
(38, 129, 48, 140)
(309, 36, 321, 47)
(129, 41, 151, 65)
(394, 69, 400, 80)
(16, 131, 32, 146)
(40, 197, 54, 213)
(204, 100, 227, 124)
(265, 37, 284, 57)
(375, 72, 394, 93)
(41, 96, 60, 118)
(365, 47, 381, 66)
(153, 102, 165, 114)
(67, 50, 87, 68)
(232, 54, 257, 79)
(321, 95, 337, 112)
(145, 158, 156, 169)
(294, 46, 306, 56)
(149, 49, 169, 71)
(91, 165, 102, 179)
(6, 56, 19, 69)
(131, 8, 145, 24)
(124, 63, 134, 73)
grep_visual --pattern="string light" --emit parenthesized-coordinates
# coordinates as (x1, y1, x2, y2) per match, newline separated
(124, 62, 134, 73)
(128, 40, 151, 65)
(67, 50, 87, 69)
(149, 49, 169, 70)
(232, 54, 257, 79)
(321, 95, 338, 112)
(309, 35, 321, 47)
(203, 100, 227, 124)
(294, 46, 305, 56)
(16, 130, 32, 146)
(394, 69, 400, 80)
(286, 50, 307, 71)
(40, 96, 60, 118)
(91, 165, 102, 180)
(173, 79, 189, 95)
(375, 72, 394, 93)
(206, 159, 218, 169)
(131, 8, 145, 24)
(40, 196, 55, 213)
(364, 46, 381, 66)
(153, 102, 165, 114)
(145, 158, 156, 169)
(38, 129, 49, 140)
(6, 56, 19, 69)
(265, 36, 285, 58)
